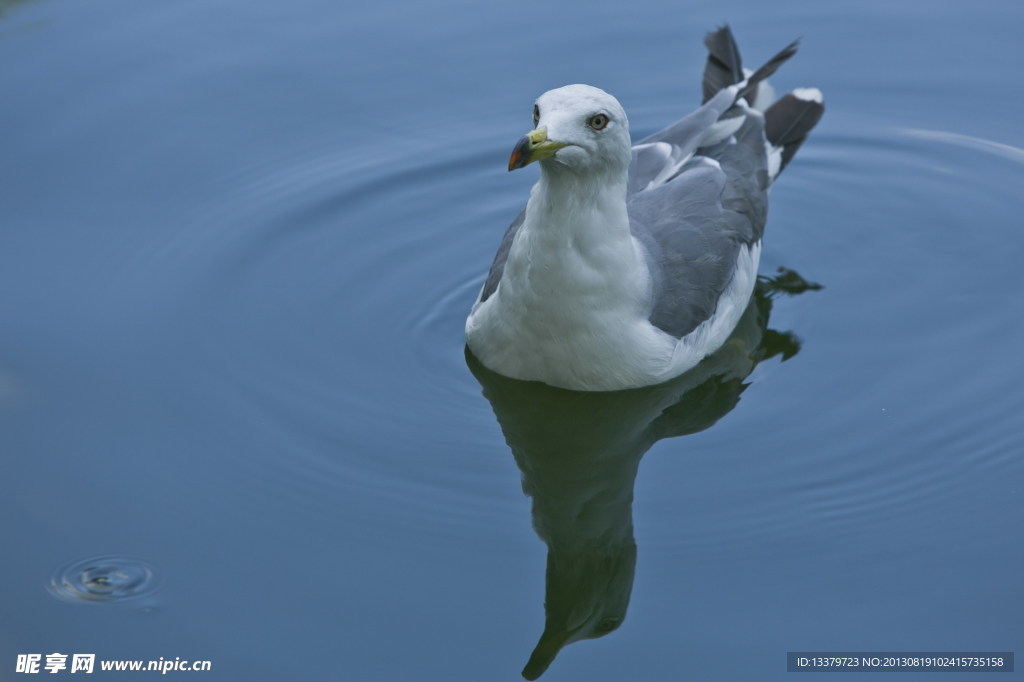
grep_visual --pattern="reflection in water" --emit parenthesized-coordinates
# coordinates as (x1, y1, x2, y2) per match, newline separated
(467, 270, 819, 679)
(0, 0, 34, 19)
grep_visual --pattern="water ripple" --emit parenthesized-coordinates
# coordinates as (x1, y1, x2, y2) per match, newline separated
(135, 134, 530, 539)
(900, 128, 1024, 163)
(48, 556, 159, 604)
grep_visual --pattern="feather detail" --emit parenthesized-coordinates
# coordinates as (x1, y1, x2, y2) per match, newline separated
(765, 90, 825, 172)
(737, 38, 800, 105)
(702, 25, 744, 103)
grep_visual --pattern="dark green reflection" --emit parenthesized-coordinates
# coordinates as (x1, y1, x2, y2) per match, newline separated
(466, 269, 819, 679)
(0, 0, 34, 19)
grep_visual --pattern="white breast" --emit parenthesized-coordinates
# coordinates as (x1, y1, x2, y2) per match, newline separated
(465, 227, 676, 390)
(465, 234, 760, 391)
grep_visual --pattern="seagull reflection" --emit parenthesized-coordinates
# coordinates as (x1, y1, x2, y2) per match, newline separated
(466, 269, 819, 680)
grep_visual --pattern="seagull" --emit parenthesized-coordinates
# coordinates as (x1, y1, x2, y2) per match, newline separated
(465, 26, 824, 391)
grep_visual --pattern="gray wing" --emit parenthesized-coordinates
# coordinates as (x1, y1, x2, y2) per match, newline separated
(627, 27, 801, 339)
(478, 208, 524, 304)
(629, 104, 770, 339)
(628, 85, 738, 194)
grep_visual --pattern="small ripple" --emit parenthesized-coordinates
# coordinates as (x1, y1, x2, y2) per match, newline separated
(48, 556, 159, 604)
(899, 128, 1024, 164)
(405, 269, 487, 392)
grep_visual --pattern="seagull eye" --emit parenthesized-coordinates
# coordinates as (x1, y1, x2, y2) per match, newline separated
(533, 105, 540, 127)
(587, 113, 609, 130)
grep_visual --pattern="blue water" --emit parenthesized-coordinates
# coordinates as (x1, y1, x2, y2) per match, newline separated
(2, 0, 1022, 680)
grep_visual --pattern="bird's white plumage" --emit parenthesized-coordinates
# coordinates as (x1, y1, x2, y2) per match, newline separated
(630, 141, 689, 192)
(465, 84, 765, 391)
(792, 87, 823, 104)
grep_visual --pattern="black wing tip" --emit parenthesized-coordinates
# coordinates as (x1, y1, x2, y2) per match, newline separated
(703, 26, 803, 106)
(738, 37, 801, 103)
(704, 24, 735, 46)
(700, 26, 823, 171)
(701, 24, 743, 103)
(765, 91, 825, 172)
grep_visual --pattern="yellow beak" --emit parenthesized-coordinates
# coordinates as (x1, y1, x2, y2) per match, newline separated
(508, 127, 569, 171)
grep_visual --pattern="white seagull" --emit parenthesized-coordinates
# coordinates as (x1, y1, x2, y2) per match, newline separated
(466, 26, 824, 391)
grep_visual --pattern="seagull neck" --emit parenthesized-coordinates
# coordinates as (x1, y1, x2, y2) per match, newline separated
(527, 165, 631, 241)
(508, 164, 649, 317)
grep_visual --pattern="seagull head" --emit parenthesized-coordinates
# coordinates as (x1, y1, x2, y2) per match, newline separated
(508, 84, 631, 176)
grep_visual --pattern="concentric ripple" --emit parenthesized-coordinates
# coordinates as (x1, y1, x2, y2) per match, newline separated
(48, 556, 159, 603)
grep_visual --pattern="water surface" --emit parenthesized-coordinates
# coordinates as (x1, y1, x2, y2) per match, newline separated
(2, 0, 1022, 680)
